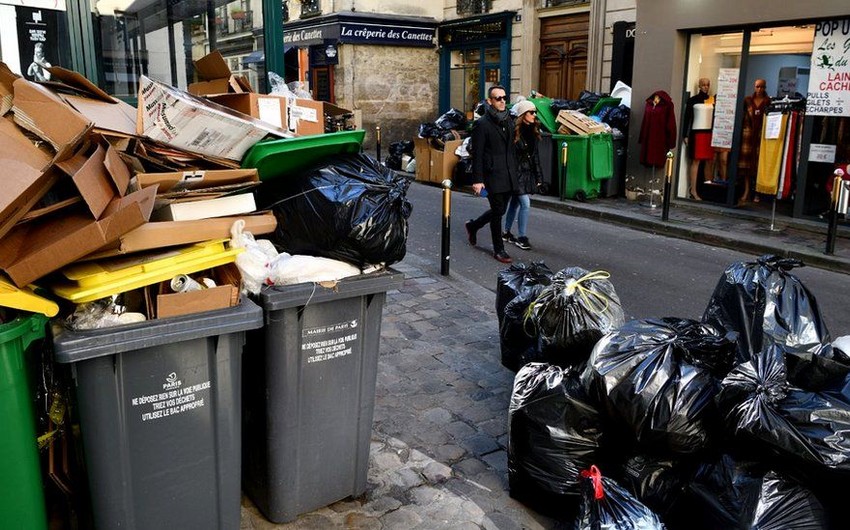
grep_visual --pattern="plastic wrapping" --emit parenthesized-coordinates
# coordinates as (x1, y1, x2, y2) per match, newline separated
(261, 153, 412, 267)
(500, 286, 547, 372)
(575, 465, 665, 530)
(681, 454, 827, 530)
(66, 297, 146, 330)
(702, 255, 843, 390)
(508, 364, 604, 501)
(583, 318, 737, 454)
(267, 72, 298, 99)
(496, 262, 554, 327)
(716, 345, 850, 472)
(528, 268, 624, 367)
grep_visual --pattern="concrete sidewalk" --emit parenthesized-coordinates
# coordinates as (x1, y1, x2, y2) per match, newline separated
(240, 253, 563, 530)
(530, 193, 850, 275)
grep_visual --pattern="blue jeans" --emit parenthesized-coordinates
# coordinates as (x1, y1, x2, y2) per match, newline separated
(504, 194, 530, 238)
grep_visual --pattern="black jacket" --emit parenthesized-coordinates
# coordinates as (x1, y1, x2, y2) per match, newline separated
(514, 126, 543, 195)
(471, 106, 518, 194)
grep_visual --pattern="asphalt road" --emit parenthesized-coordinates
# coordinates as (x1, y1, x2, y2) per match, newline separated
(402, 180, 850, 333)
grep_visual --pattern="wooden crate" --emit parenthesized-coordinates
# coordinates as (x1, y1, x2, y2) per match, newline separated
(556, 110, 607, 135)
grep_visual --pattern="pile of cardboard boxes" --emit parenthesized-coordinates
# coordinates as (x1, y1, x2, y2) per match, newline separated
(413, 137, 464, 185)
(0, 51, 355, 322)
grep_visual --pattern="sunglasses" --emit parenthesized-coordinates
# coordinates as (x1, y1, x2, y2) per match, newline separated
(526, 111, 537, 115)
(491, 95, 507, 102)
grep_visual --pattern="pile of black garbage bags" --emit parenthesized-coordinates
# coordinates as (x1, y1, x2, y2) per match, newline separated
(500, 256, 849, 529)
(258, 153, 412, 267)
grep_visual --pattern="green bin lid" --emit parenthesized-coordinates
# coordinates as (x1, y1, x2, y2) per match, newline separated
(242, 130, 365, 181)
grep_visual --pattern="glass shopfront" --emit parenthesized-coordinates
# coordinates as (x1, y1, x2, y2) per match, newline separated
(0, 1, 73, 82)
(438, 11, 513, 117)
(680, 20, 850, 219)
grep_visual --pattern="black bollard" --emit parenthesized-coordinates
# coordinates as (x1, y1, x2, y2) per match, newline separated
(441, 179, 452, 276)
(662, 151, 674, 221)
(825, 171, 844, 255)
(375, 125, 382, 163)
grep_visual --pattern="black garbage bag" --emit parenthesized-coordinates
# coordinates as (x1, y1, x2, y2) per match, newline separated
(716, 344, 850, 472)
(434, 108, 467, 131)
(418, 122, 439, 139)
(551, 99, 583, 114)
(583, 318, 737, 454)
(496, 262, 555, 326)
(677, 454, 827, 530)
(389, 140, 414, 157)
(620, 455, 694, 518)
(528, 268, 625, 367)
(702, 255, 843, 389)
(501, 286, 547, 372)
(578, 90, 603, 112)
(384, 154, 402, 170)
(600, 104, 631, 132)
(263, 153, 412, 266)
(508, 364, 604, 516)
(575, 465, 665, 530)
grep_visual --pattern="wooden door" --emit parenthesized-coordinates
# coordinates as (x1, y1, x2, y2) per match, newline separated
(539, 14, 589, 100)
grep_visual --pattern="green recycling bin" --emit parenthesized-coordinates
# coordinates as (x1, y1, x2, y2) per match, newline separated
(589, 133, 614, 181)
(555, 134, 599, 201)
(0, 311, 48, 530)
(529, 97, 558, 134)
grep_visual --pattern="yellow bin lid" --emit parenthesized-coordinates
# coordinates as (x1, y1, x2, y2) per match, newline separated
(51, 239, 243, 303)
(0, 274, 59, 317)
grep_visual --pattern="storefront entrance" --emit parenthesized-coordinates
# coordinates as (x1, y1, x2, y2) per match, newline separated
(538, 13, 588, 101)
(678, 22, 849, 220)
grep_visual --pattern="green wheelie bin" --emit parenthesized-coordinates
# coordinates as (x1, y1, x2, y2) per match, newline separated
(0, 311, 48, 530)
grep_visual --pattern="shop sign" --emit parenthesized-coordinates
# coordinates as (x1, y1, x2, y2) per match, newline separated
(711, 68, 740, 149)
(339, 22, 435, 47)
(807, 18, 850, 117)
(284, 24, 340, 47)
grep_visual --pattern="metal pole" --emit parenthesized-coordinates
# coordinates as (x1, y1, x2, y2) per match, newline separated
(441, 179, 452, 276)
(560, 142, 568, 200)
(662, 151, 674, 221)
(376, 126, 382, 163)
(826, 170, 844, 255)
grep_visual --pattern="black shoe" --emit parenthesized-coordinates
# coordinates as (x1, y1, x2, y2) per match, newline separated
(493, 251, 513, 264)
(514, 236, 532, 250)
(502, 231, 516, 243)
(465, 220, 477, 246)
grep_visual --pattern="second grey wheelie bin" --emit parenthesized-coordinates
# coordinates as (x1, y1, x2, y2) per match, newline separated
(242, 270, 404, 523)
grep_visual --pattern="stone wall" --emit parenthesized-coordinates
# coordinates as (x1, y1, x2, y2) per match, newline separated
(336, 44, 440, 150)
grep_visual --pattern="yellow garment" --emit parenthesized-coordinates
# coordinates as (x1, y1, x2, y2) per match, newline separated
(755, 113, 788, 195)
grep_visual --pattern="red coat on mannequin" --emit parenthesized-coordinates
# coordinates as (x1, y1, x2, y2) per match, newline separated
(639, 90, 677, 167)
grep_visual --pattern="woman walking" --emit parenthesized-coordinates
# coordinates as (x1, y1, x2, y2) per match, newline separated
(503, 100, 543, 250)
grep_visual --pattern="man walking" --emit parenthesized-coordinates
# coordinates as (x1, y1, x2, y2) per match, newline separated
(465, 85, 519, 263)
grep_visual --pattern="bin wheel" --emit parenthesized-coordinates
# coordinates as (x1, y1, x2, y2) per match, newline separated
(575, 190, 587, 202)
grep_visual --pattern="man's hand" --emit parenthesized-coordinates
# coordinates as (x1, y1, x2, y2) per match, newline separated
(472, 183, 485, 195)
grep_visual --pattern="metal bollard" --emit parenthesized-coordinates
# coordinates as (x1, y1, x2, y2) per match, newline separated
(375, 125, 382, 163)
(560, 142, 568, 200)
(441, 179, 452, 276)
(662, 151, 674, 221)
(826, 169, 846, 255)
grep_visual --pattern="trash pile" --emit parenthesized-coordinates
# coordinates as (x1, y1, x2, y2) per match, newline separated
(414, 108, 470, 185)
(0, 52, 403, 330)
(501, 255, 849, 529)
(535, 86, 631, 139)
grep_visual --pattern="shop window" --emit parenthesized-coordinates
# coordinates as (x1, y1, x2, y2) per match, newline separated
(91, 0, 267, 99)
(0, 3, 72, 82)
(457, 0, 492, 16)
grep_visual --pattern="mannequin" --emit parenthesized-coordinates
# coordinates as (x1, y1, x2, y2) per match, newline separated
(682, 78, 715, 200)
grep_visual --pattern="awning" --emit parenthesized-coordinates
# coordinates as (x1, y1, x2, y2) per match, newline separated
(242, 50, 265, 66)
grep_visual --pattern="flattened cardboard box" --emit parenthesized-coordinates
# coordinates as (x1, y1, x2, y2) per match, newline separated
(413, 137, 431, 182)
(0, 186, 157, 287)
(137, 76, 290, 161)
(12, 78, 91, 150)
(84, 212, 277, 259)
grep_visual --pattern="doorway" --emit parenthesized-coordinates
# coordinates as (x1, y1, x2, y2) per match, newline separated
(538, 13, 589, 100)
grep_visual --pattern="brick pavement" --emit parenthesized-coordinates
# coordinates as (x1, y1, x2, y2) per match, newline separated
(240, 253, 564, 530)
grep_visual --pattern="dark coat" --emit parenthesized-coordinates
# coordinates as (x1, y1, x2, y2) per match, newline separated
(514, 126, 543, 195)
(638, 90, 677, 167)
(472, 107, 519, 194)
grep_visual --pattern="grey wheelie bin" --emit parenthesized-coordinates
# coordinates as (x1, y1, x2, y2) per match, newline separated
(53, 300, 263, 530)
(242, 269, 404, 523)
